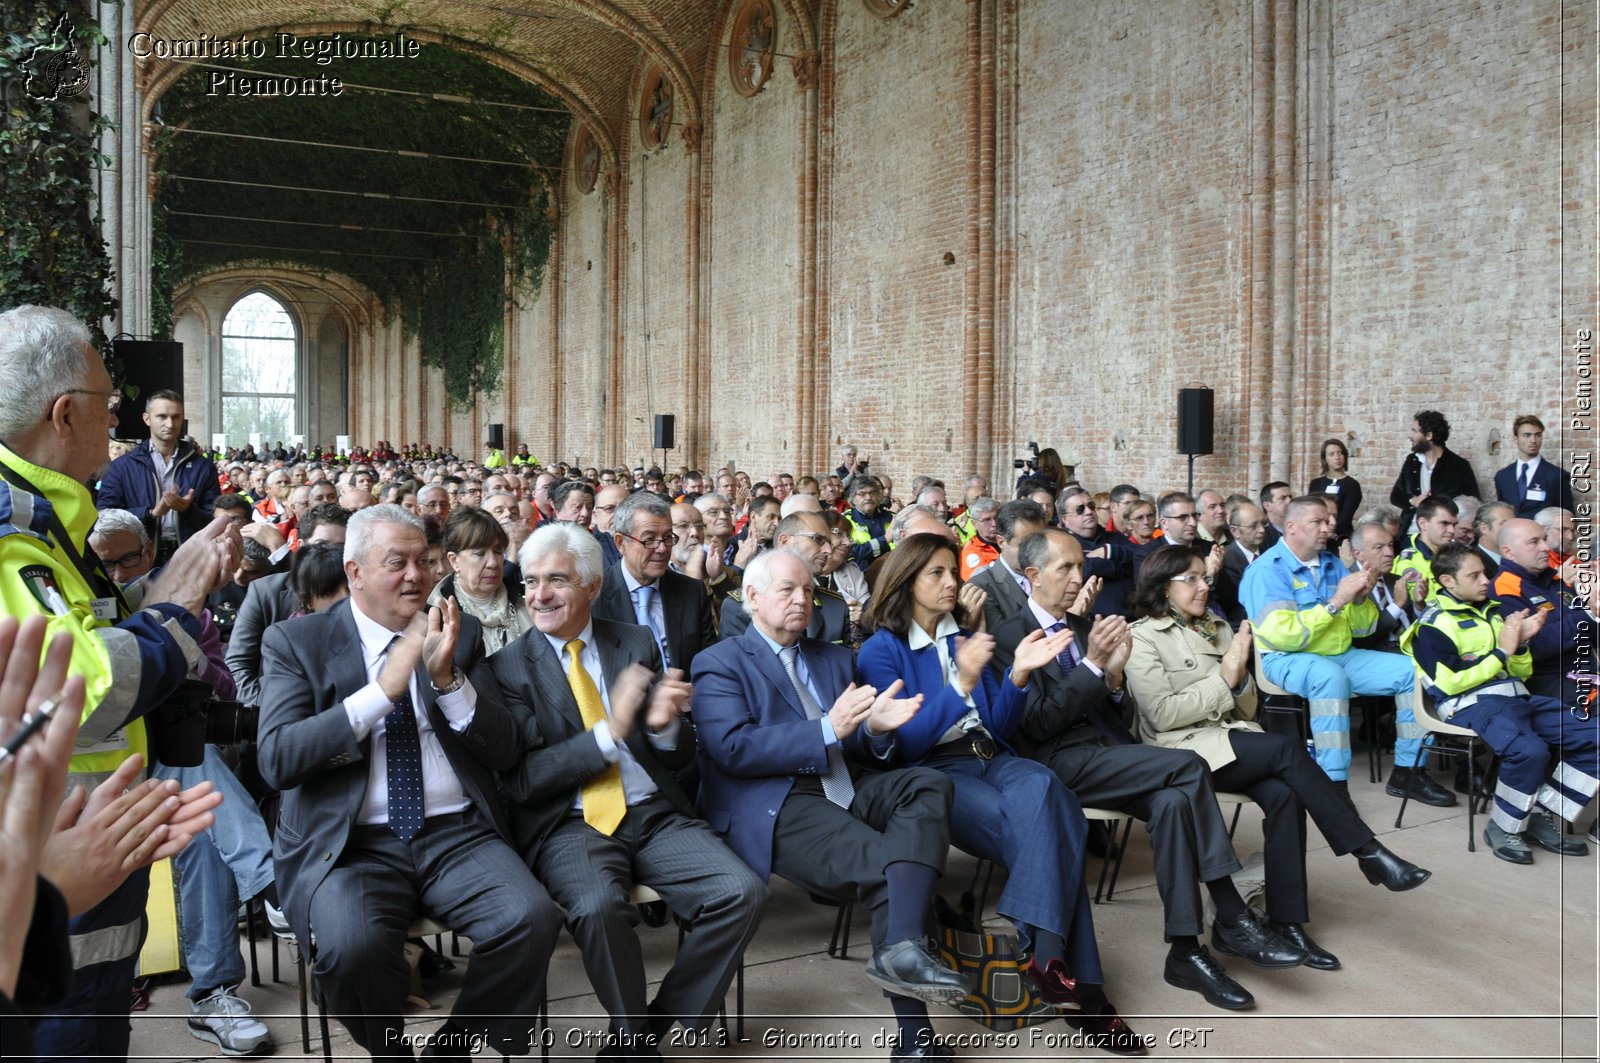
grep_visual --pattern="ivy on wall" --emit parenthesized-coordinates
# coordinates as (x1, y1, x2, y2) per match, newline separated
(0, 1, 118, 353)
(153, 37, 570, 407)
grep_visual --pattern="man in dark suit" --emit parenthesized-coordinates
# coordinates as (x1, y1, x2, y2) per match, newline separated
(1057, 486, 1138, 619)
(692, 551, 968, 1060)
(719, 512, 848, 643)
(1215, 501, 1267, 626)
(1259, 483, 1293, 552)
(258, 505, 559, 1060)
(1389, 409, 1481, 534)
(595, 492, 716, 673)
(1349, 522, 1416, 651)
(1495, 415, 1573, 519)
(226, 503, 348, 705)
(483, 523, 766, 1056)
(1471, 501, 1515, 580)
(992, 529, 1300, 1012)
(967, 499, 1048, 632)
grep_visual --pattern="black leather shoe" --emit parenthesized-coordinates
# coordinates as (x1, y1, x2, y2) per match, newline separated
(1065, 1001, 1150, 1056)
(890, 1037, 953, 1061)
(1024, 957, 1083, 1010)
(1484, 822, 1534, 864)
(1211, 909, 1307, 969)
(1525, 810, 1590, 856)
(1387, 767, 1457, 807)
(1266, 921, 1340, 970)
(1356, 843, 1432, 889)
(1163, 946, 1253, 1010)
(864, 939, 970, 1005)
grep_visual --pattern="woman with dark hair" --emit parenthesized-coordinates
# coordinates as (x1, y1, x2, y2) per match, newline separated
(288, 541, 349, 615)
(1124, 546, 1431, 972)
(1308, 438, 1362, 543)
(429, 506, 530, 654)
(856, 534, 1145, 1055)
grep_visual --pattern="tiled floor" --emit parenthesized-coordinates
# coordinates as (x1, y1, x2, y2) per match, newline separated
(125, 778, 1598, 1062)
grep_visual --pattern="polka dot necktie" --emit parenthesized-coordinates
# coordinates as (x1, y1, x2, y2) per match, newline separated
(383, 637, 425, 842)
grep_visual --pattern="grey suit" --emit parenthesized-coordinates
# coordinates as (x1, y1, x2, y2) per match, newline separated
(225, 571, 300, 706)
(993, 607, 1243, 940)
(968, 560, 1029, 632)
(258, 599, 561, 1057)
(481, 618, 766, 1040)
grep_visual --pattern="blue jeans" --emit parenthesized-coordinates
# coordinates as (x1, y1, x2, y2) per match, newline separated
(155, 745, 276, 999)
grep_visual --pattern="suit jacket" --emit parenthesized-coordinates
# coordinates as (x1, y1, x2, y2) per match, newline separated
(968, 561, 1029, 633)
(481, 618, 694, 857)
(1067, 528, 1136, 618)
(257, 599, 518, 945)
(1213, 542, 1256, 627)
(718, 582, 848, 645)
(1495, 459, 1573, 519)
(991, 609, 1137, 762)
(594, 565, 716, 673)
(226, 571, 303, 706)
(1389, 448, 1481, 531)
(1352, 572, 1413, 650)
(690, 626, 891, 881)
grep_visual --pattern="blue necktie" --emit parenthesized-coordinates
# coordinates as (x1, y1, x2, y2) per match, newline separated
(780, 646, 855, 808)
(1049, 620, 1080, 673)
(383, 640, 425, 842)
(635, 584, 670, 667)
(1048, 621, 1134, 745)
(1517, 464, 1530, 501)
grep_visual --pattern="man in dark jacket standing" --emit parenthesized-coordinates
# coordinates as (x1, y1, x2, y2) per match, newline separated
(98, 389, 219, 562)
(1388, 410, 1480, 536)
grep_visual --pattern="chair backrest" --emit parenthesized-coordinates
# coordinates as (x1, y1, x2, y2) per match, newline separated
(1409, 668, 1476, 738)
(1253, 651, 1294, 697)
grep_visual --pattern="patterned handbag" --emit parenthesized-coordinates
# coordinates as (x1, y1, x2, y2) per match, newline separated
(933, 894, 1061, 1031)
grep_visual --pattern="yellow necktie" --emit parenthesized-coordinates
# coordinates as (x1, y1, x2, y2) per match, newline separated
(567, 638, 626, 835)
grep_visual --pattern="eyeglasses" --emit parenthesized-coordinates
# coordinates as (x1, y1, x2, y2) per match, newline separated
(1162, 512, 1198, 523)
(1169, 574, 1214, 587)
(103, 548, 148, 570)
(620, 532, 678, 551)
(61, 388, 121, 412)
(1128, 513, 1155, 524)
(1066, 504, 1094, 515)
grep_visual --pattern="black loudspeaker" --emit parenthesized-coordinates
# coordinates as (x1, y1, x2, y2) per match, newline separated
(653, 414, 675, 451)
(112, 339, 184, 440)
(486, 423, 505, 449)
(1177, 388, 1214, 456)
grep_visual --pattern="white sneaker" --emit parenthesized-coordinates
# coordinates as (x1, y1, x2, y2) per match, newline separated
(188, 985, 273, 1056)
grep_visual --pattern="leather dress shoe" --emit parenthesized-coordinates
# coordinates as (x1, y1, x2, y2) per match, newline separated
(1065, 1000, 1150, 1056)
(1356, 843, 1432, 890)
(1266, 921, 1340, 970)
(1024, 957, 1083, 1010)
(1386, 767, 1457, 807)
(1525, 810, 1590, 856)
(1211, 909, 1307, 969)
(891, 1037, 953, 1061)
(864, 939, 970, 1005)
(1163, 946, 1254, 1010)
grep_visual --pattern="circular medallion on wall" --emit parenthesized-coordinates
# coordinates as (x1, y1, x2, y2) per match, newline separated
(638, 67, 673, 151)
(574, 124, 601, 194)
(728, 0, 777, 97)
(863, 0, 911, 18)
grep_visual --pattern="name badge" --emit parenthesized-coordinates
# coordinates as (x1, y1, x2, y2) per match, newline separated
(91, 596, 118, 621)
(1325, 483, 1340, 495)
(1527, 487, 1547, 502)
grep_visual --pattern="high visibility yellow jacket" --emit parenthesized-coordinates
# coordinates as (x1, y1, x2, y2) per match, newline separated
(0, 443, 202, 785)
(1400, 591, 1530, 716)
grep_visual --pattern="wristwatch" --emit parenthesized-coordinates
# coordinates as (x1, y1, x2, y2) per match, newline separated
(1325, 601, 1343, 616)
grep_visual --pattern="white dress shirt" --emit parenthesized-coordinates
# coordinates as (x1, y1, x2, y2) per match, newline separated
(344, 600, 476, 826)
(909, 614, 986, 743)
(546, 622, 678, 810)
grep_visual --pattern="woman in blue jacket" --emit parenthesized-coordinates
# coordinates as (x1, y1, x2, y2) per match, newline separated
(857, 534, 1145, 1055)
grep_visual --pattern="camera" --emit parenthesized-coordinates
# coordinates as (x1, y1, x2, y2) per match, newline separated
(1012, 440, 1041, 472)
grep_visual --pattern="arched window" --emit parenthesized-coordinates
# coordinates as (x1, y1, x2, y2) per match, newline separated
(221, 291, 297, 443)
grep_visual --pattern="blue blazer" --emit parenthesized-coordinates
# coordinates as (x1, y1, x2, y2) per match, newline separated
(855, 626, 1026, 764)
(1494, 460, 1573, 519)
(690, 624, 890, 881)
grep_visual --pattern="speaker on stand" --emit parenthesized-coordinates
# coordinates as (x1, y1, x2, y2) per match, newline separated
(652, 414, 675, 473)
(111, 339, 185, 441)
(1177, 387, 1214, 496)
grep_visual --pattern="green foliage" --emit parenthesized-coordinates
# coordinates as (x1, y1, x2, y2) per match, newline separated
(0, 0, 118, 353)
(153, 37, 569, 407)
